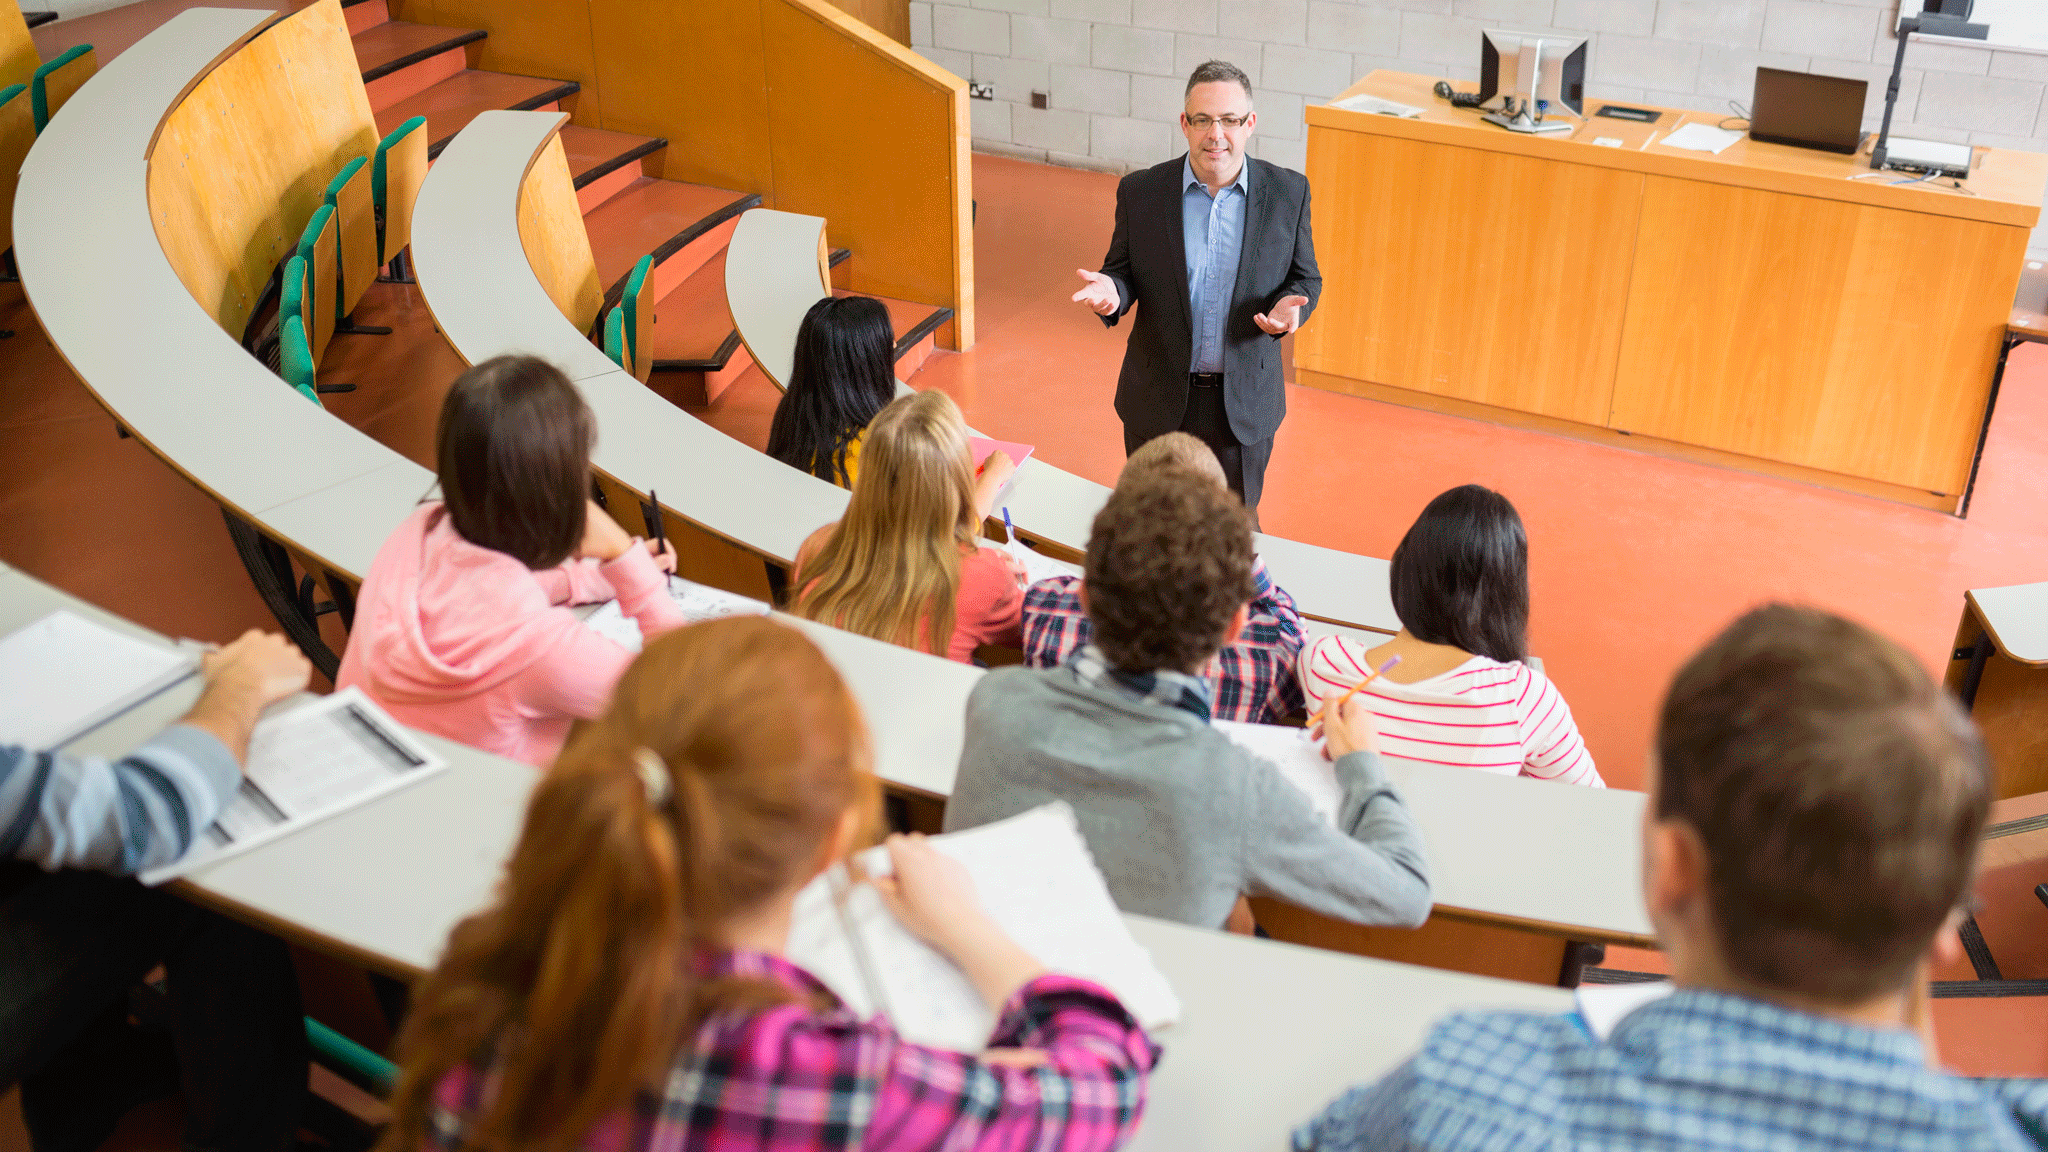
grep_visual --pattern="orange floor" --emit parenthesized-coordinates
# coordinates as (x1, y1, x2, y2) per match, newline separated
(5, 146, 2048, 1138)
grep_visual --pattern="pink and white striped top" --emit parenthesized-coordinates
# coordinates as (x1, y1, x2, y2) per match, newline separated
(1299, 635, 1604, 788)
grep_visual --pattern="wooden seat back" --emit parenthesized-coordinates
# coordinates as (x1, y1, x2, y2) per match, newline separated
(297, 203, 337, 357)
(323, 155, 375, 320)
(373, 114, 427, 266)
(622, 253, 654, 383)
(0, 83, 29, 252)
(30, 44, 92, 132)
(0, 0, 33, 90)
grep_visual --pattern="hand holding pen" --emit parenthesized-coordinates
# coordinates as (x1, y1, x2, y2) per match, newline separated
(1306, 654, 1399, 760)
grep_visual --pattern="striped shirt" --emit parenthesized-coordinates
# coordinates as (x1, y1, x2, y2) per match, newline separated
(427, 950, 1158, 1152)
(1299, 636, 1602, 787)
(0, 725, 241, 874)
(1294, 988, 2048, 1151)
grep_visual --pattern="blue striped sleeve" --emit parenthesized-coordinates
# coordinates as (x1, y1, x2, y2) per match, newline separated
(2, 724, 240, 874)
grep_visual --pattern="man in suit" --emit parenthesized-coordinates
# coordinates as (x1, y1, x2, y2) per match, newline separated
(1073, 59, 1321, 521)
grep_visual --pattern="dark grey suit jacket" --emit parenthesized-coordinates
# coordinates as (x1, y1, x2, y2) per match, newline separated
(1097, 154, 1321, 446)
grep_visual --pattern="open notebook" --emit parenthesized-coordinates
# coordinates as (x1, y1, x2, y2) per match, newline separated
(582, 577, 772, 652)
(142, 688, 447, 885)
(1215, 718, 1343, 823)
(0, 609, 200, 750)
(785, 802, 1180, 1052)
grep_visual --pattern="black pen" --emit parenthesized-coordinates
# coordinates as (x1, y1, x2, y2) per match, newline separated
(647, 489, 666, 559)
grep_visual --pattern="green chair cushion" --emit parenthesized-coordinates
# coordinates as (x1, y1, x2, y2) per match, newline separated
(604, 307, 628, 372)
(323, 155, 366, 207)
(296, 203, 334, 264)
(29, 44, 88, 131)
(622, 253, 652, 365)
(280, 255, 306, 333)
(280, 314, 319, 406)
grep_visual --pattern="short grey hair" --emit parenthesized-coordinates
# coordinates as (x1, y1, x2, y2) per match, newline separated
(1184, 59, 1252, 102)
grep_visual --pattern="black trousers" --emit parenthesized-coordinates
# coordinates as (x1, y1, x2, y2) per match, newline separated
(0, 866, 307, 1152)
(1124, 374, 1275, 514)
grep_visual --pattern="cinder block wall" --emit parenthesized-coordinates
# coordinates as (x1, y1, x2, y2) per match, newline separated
(910, 0, 2048, 254)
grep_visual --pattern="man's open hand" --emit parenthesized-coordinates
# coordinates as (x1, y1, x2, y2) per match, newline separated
(1072, 269, 1119, 316)
(1253, 294, 1309, 336)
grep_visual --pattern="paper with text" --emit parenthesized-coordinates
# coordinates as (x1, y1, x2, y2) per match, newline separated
(142, 688, 446, 884)
(1216, 719, 1342, 824)
(582, 577, 773, 653)
(0, 610, 199, 750)
(787, 802, 1180, 1052)
(1575, 981, 1673, 1040)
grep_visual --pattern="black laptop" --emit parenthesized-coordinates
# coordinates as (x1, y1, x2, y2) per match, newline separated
(1749, 67, 1868, 154)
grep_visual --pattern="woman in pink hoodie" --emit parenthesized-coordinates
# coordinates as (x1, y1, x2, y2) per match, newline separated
(338, 356, 686, 767)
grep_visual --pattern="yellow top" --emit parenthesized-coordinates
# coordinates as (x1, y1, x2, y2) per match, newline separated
(834, 430, 864, 490)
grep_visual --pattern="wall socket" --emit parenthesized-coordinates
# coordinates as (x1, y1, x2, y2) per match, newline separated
(968, 82, 994, 100)
(1031, 90, 1048, 109)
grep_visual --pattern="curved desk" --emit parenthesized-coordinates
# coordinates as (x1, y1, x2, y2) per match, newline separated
(14, 6, 435, 672)
(724, 205, 1399, 631)
(1948, 581, 2048, 799)
(9, 556, 1571, 1152)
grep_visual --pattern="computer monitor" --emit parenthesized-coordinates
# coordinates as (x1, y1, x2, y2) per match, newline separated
(1476, 29, 1587, 134)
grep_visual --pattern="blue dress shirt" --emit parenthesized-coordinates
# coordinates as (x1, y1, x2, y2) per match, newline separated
(1294, 987, 2048, 1151)
(1182, 156, 1248, 375)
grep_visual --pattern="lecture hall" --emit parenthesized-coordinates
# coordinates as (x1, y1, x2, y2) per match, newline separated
(4, 0, 2048, 1149)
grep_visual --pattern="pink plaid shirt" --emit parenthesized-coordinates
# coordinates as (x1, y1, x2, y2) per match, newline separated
(426, 950, 1158, 1152)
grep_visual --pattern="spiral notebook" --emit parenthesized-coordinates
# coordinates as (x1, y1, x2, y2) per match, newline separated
(785, 802, 1181, 1052)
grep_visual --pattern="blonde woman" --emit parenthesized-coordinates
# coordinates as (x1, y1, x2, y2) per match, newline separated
(792, 391, 1023, 663)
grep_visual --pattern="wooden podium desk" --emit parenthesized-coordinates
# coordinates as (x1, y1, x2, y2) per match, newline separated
(1948, 581, 2048, 799)
(1301, 71, 2047, 514)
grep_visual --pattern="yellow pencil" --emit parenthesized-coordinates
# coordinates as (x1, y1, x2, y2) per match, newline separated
(1311, 654, 1402, 730)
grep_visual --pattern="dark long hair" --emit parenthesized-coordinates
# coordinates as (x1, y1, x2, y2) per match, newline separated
(1388, 485, 1529, 663)
(765, 297, 896, 484)
(436, 355, 595, 570)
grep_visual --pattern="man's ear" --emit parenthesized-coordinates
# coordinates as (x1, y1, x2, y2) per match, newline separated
(1928, 906, 1967, 972)
(807, 804, 865, 882)
(1645, 818, 1707, 924)
(1076, 581, 1088, 614)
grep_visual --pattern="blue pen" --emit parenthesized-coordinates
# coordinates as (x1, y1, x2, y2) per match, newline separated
(1002, 506, 1014, 542)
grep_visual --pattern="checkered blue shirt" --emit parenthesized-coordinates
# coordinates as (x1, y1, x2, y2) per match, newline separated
(1294, 988, 2048, 1151)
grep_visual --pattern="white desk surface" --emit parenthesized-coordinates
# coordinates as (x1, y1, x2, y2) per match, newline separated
(13, 8, 433, 568)
(6, 564, 1574, 1150)
(726, 207, 828, 391)
(1968, 582, 2048, 666)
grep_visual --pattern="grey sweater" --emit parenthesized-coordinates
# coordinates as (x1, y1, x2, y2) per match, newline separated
(0, 725, 240, 874)
(945, 665, 1432, 930)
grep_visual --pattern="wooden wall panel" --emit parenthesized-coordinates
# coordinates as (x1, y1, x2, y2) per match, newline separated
(825, 0, 909, 45)
(1296, 131, 1638, 426)
(147, 0, 377, 336)
(390, 0, 602, 128)
(516, 132, 602, 334)
(586, 0, 773, 199)
(761, 0, 972, 347)
(1608, 176, 2025, 496)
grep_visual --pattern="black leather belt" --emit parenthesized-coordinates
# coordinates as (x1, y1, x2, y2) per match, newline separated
(1190, 372, 1222, 387)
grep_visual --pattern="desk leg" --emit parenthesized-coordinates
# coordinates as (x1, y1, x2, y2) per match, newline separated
(1961, 333, 2025, 519)
(1961, 633, 1996, 710)
(222, 509, 343, 680)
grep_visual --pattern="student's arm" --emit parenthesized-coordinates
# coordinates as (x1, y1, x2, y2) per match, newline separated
(1021, 576, 1088, 670)
(1237, 702, 1432, 928)
(1231, 557, 1306, 722)
(1516, 669, 1604, 788)
(5, 630, 311, 873)
(576, 499, 686, 640)
(532, 558, 617, 607)
(1291, 1059, 1422, 1151)
(961, 547, 1025, 652)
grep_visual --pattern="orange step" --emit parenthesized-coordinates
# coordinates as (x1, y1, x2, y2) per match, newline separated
(373, 70, 579, 157)
(582, 176, 757, 301)
(833, 289, 953, 380)
(353, 20, 485, 109)
(559, 124, 668, 213)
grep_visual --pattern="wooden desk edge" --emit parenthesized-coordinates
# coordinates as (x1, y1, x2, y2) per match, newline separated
(1966, 589, 2048, 667)
(1311, 72, 2045, 231)
(1430, 903, 1656, 950)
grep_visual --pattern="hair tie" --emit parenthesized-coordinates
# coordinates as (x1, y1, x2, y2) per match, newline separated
(633, 747, 672, 808)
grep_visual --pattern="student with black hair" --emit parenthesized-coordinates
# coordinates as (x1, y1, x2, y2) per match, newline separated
(765, 296, 897, 488)
(1299, 485, 1601, 786)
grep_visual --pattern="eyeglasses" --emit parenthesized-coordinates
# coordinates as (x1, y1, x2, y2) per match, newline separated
(1185, 114, 1251, 130)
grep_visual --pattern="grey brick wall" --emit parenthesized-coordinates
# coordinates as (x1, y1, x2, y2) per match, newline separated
(912, 0, 2048, 253)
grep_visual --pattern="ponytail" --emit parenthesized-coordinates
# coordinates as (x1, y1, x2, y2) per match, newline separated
(380, 619, 877, 1152)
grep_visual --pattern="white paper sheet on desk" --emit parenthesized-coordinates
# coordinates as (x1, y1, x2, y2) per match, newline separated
(786, 802, 1181, 1052)
(1657, 122, 1742, 154)
(1215, 719, 1342, 824)
(995, 534, 1082, 589)
(143, 688, 447, 885)
(582, 578, 772, 652)
(1575, 980, 1673, 1040)
(1330, 92, 1424, 118)
(0, 610, 199, 749)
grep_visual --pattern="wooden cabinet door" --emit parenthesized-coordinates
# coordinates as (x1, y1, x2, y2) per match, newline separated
(1298, 129, 1642, 426)
(1608, 175, 2024, 495)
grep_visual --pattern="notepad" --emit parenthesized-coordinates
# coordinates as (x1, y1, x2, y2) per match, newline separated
(0, 610, 200, 750)
(1574, 980, 1672, 1040)
(970, 436, 1034, 474)
(142, 688, 447, 884)
(1657, 121, 1742, 155)
(582, 577, 773, 652)
(1216, 719, 1342, 823)
(786, 802, 1181, 1052)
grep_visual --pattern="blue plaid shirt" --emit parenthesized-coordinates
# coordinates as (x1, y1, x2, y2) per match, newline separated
(1295, 987, 2048, 1151)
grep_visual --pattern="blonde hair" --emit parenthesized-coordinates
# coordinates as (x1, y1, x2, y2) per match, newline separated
(1121, 431, 1226, 490)
(379, 619, 879, 1152)
(791, 390, 980, 657)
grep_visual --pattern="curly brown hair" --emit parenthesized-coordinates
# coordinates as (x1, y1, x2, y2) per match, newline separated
(1083, 466, 1254, 674)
